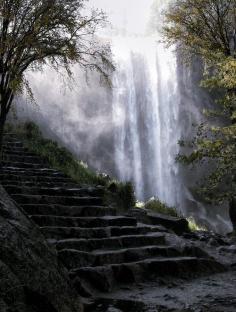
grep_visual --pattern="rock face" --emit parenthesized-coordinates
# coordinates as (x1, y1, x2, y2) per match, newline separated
(128, 208, 189, 235)
(0, 185, 83, 312)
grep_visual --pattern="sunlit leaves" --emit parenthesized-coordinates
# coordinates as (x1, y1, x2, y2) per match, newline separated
(164, 0, 235, 59)
(164, 0, 236, 204)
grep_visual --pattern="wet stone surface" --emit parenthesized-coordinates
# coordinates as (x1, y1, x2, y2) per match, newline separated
(86, 271, 236, 311)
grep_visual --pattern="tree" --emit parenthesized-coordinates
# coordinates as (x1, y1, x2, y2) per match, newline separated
(163, 0, 236, 230)
(0, 0, 114, 158)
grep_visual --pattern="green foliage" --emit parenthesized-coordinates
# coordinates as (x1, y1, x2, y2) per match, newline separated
(145, 198, 179, 217)
(176, 122, 236, 204)
(117, 181, 136, 210)
(0, 0, 115, 156)
(12, 122, 108, 186)
(187, 217, 208, 232)
(105, 180, 136, 211)
(164, 0, 236, 205)
(6, 121, 137, 210)
(163, 0, 236, 60)
(0, 0, 114, 97)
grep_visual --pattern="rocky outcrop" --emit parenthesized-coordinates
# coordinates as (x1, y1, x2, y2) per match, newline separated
(0, 185, 83, 312)
(128, 208, 189, 235)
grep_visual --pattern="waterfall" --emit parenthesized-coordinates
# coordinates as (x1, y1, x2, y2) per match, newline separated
(112, 35, 181, 206)
(14, 1, 232, 233)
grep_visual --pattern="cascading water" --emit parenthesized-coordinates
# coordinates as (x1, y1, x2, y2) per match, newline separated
(112, 38, 145, 200)
(111, 35, 181, 206)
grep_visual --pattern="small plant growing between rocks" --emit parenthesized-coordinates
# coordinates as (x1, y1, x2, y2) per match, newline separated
(187, 217, 208, 232)
(106, 180, 136, 211)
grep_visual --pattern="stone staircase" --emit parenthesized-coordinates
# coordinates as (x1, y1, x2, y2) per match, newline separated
(0, 134, 225, 299)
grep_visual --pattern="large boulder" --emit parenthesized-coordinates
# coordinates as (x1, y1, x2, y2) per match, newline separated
(0, 185, 83, 312)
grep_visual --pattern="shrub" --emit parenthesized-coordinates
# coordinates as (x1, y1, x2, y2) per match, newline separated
(145, 197, 179, 217)
(106, 180, 136, 211)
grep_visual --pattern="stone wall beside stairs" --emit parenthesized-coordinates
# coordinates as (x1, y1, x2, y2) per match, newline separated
(0, 185, 83, 312)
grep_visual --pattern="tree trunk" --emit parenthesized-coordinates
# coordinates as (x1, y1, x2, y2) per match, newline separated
(0, 92, 14, 164)
(229, 197, 236, 232)
(0, 114, 6, 165)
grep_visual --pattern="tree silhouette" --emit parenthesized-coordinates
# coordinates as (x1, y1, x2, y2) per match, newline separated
(0, 0, 114, 157)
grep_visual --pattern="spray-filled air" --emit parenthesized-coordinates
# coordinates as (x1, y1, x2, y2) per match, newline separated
(15, 0, 232, 233)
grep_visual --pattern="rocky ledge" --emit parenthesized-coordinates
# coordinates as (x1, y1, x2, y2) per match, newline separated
(0, 185, 83, 312)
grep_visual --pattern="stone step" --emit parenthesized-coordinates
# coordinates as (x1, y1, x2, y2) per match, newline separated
(2, 149, 37, 157)
(1, 180, 78, 188)
(2, 161, 45, 169)
(0, 174, 73, 184)
(130, 210, 190, 235)
(30, 215, 137, 228)
(0, 168, 65, 177)
(4, 185, 105, 197)
(2, 147, 27, 154)
(1, 134, 226, 298)
(3, 133, 19, 139)
(22, 204, 117, 217)
(144, 213, 189, 235)
(11, 194, 104, 206)
(40, 224, 165, 240)
(3, 154, 46, 164)
(70, 257, 225, 292)
(59, 245, 180, 269)
(3, 141, 23, 148)
(52, 233, 166, 252)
